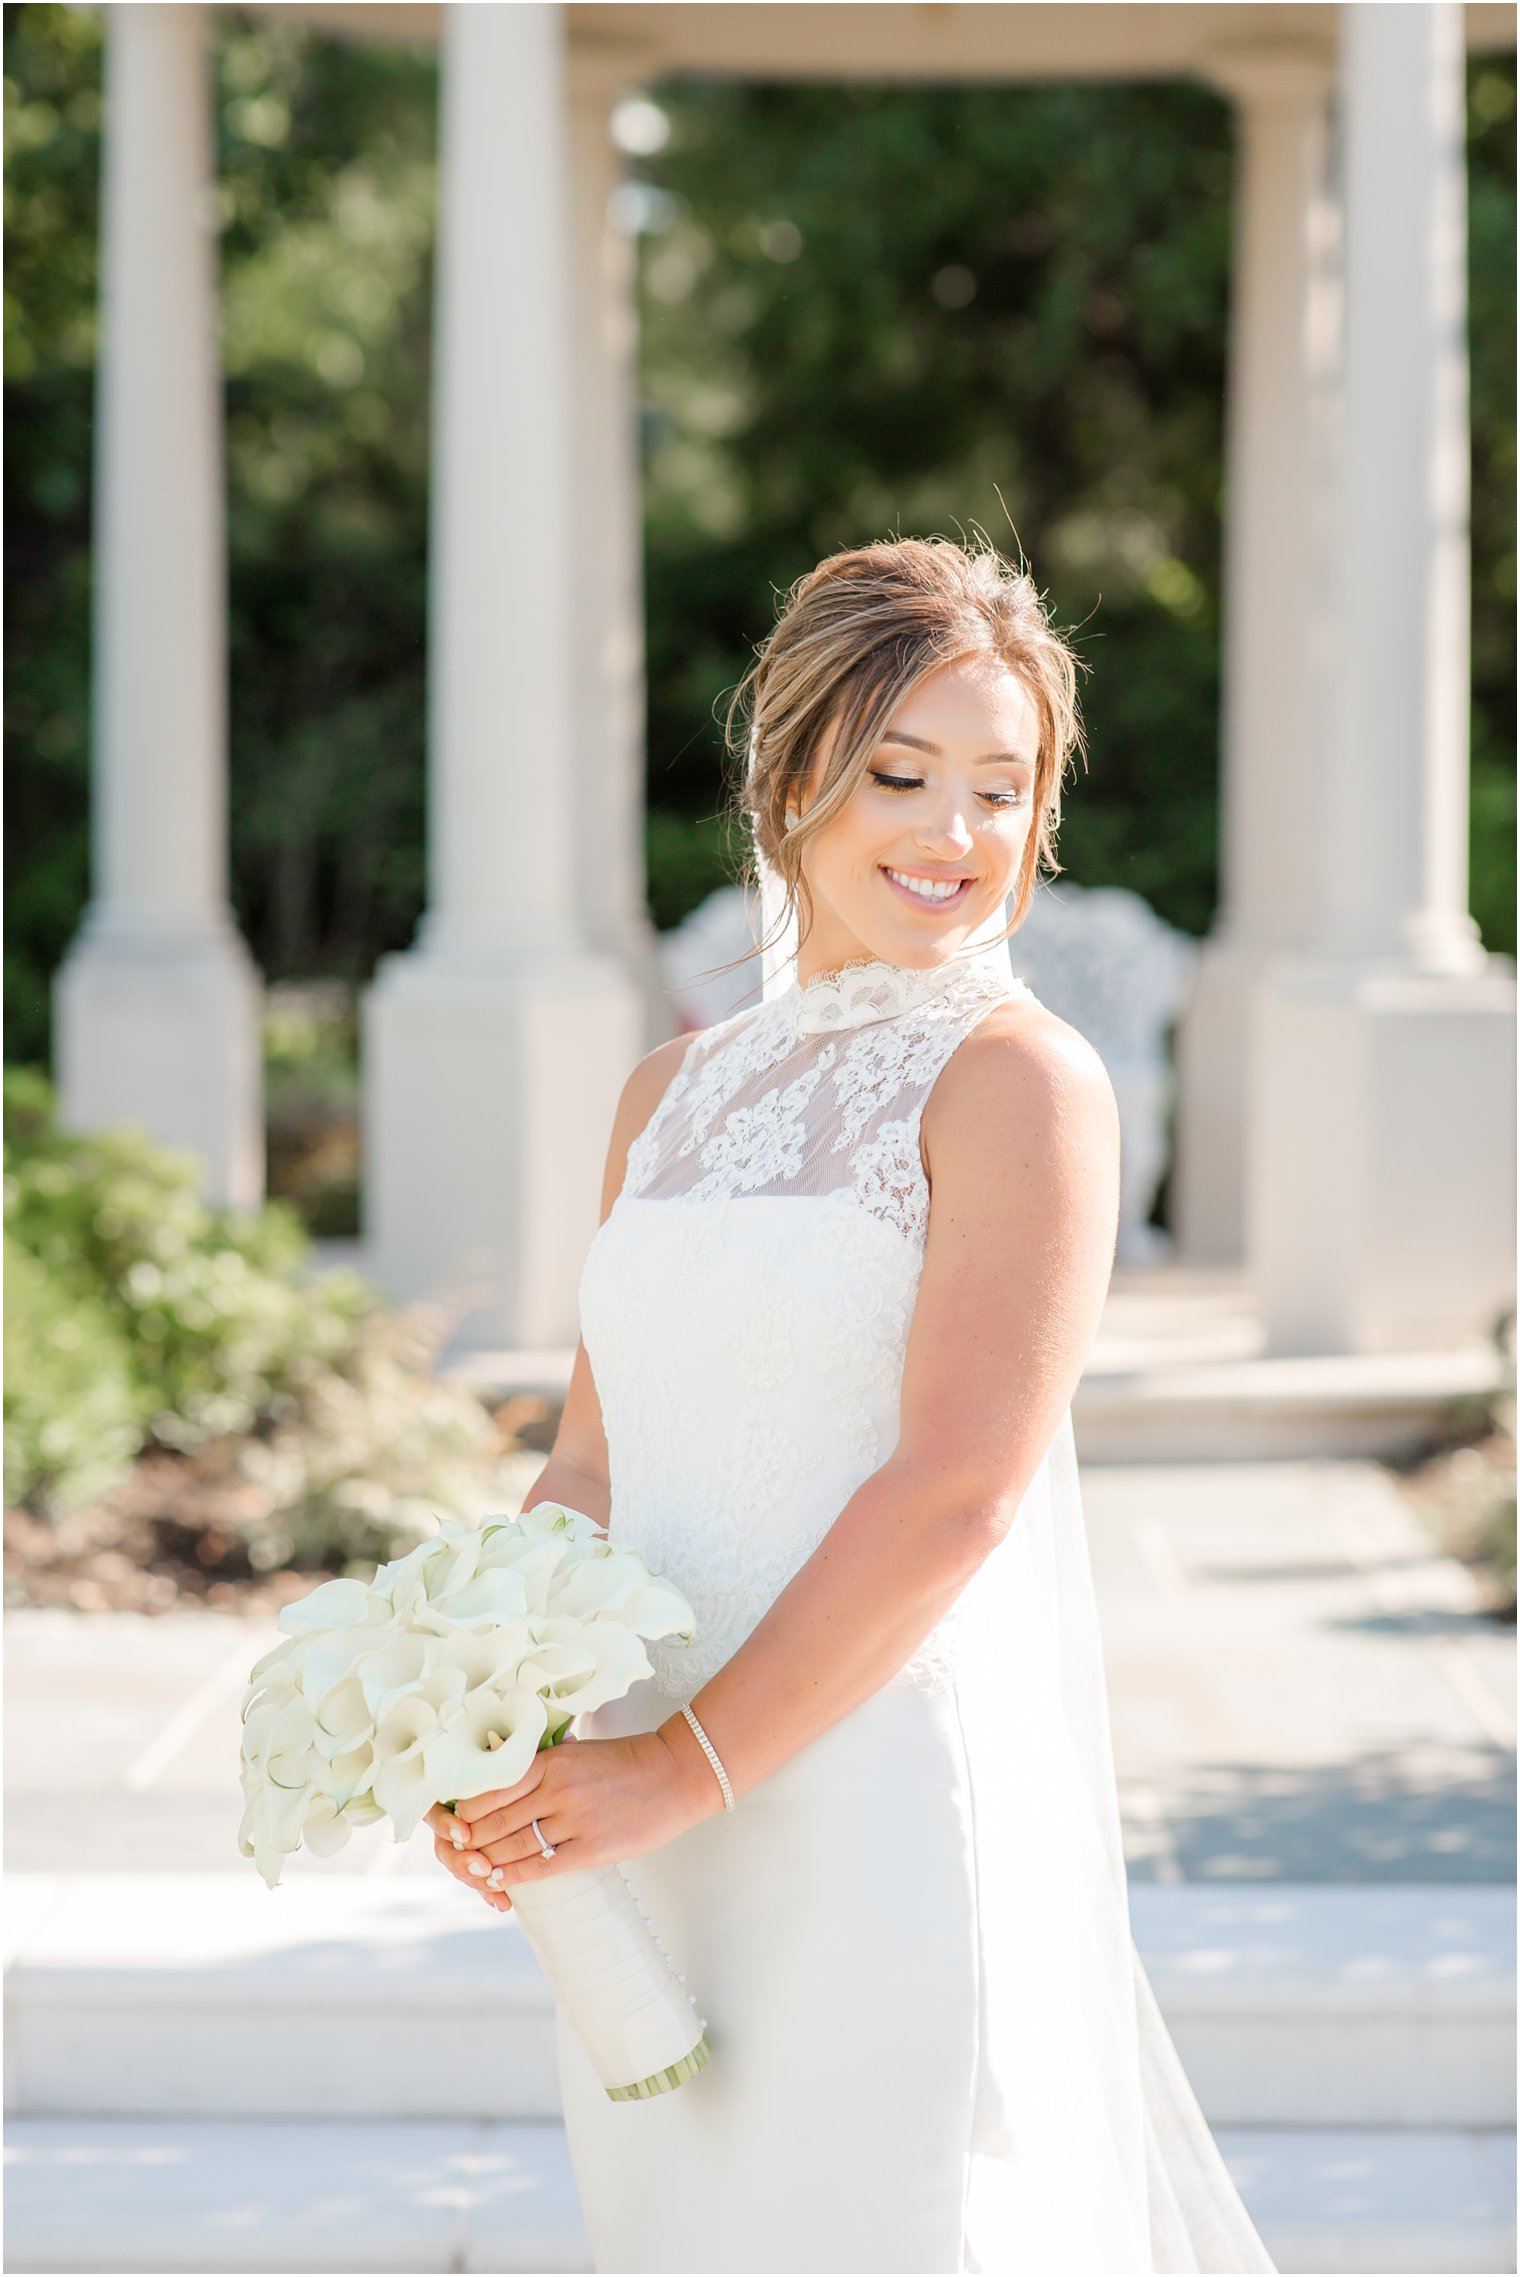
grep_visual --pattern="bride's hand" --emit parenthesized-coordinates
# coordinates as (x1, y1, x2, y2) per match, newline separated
(449, 1729, 714, 1891)
(424, 1800, 515, 1914)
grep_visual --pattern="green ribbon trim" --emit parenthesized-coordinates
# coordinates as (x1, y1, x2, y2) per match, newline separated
(605, 2034, 712, 2101)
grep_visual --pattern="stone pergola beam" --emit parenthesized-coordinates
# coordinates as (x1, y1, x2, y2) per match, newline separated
(269, 2, 1520, 78)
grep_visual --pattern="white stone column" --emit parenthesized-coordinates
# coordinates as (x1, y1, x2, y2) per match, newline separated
(364, 0, 643, 1352)
(567, 47, 680, 1053)
(54, 2, 263, 1209)
(1319, 1, 1485, 976)
(1172, 42, 1336, 1260)
(1246, 1, 1515, 1354)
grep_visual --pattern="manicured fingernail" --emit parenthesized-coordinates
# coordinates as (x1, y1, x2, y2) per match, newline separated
(449, 1829, 465, 1848)
(488, 1870, 505, 1888)
(467, 1858, 489, 1877)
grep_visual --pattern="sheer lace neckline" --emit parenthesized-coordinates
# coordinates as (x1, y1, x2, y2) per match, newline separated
(783, 943, 1018, 1035)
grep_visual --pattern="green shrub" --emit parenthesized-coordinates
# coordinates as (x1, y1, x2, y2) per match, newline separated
(3, 1229, 146, 1510)
(4, 1081, 375, 1460)
(226, 1302, 524, 1577)
(2, 1076, 531, 1571)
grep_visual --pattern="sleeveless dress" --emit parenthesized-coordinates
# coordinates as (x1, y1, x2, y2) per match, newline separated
(561, 940, 1276, 2276)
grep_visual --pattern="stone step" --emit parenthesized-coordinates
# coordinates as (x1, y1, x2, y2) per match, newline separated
(2, 2118, 591, 2275)
(434, 1295, 1512, 1465)
(1220, 2125, 1517, 2276)
(2, 2117, 1514, 2275)
(6, 1877, 1513, 2130)
(1071, 1340, 1509, 1462)
(1130, 1883, 1516, 2128)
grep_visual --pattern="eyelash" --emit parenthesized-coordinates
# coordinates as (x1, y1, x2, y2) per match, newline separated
(868, 770, 1026, 811)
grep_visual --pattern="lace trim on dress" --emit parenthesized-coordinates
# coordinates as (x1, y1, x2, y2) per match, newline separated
(784, 940, 1019, 1035)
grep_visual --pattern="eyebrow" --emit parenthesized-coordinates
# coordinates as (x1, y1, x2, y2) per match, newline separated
(878, 730, 1035, 769)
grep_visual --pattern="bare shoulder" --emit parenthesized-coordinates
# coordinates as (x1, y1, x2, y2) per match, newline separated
(598, 1028, 697, 1214)
(620, 1028, 695, 1127)
(920, 992, 1119, 1186)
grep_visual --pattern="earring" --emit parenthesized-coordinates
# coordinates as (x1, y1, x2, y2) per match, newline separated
(784, 810, 800, 833)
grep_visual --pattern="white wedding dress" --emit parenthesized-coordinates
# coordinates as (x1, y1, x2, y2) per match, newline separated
(560, 934, 1276, 2276)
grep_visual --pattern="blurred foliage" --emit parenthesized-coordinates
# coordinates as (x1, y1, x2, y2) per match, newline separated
(1468, 59, 1518, 961)
(3, 1071, 513, 1572)
(643, 805, 752, 934)
(3, 1226, 145, 1511)
(262, 979, 361, 1235)
(4, 10, 1515, 1074)
(635, 78, 1235, 937)
(4, 1066, 372, 1486)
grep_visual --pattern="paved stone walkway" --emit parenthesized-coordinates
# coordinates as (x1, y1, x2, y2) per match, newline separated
(5, 1458, 1513, 1885)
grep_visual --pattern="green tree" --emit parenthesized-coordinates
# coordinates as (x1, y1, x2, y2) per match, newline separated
(632, 67, 1516, 952)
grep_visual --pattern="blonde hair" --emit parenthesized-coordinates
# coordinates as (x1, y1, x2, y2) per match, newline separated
(723, 534, 1085, 965)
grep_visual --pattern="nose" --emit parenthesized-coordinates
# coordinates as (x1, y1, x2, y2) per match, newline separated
(915, 793, 976, 858)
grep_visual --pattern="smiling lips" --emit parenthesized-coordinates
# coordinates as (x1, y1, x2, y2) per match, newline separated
(881, 865, 973, 907)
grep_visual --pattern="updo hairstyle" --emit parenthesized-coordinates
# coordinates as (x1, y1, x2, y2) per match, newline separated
(722, 535, 1086, 964)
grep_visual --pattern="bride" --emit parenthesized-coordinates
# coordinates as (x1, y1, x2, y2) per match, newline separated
(425, 537, 1276, 2275)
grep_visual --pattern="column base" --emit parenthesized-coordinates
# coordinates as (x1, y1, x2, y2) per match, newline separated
(1172, 934, 1284, 1264)
(362, 947, 644, 1351)
(53, 921, 265, 1211)
(1247, 956, 1517, 1355)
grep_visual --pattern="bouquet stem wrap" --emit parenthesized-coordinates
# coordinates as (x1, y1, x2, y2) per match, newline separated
(511, 1861, 711, 2100)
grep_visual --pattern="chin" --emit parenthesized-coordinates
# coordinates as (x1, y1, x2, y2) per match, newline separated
(862, 926, 969, 972)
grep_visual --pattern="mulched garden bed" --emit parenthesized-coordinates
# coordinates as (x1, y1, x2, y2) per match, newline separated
(4, 1393, 564, 1618)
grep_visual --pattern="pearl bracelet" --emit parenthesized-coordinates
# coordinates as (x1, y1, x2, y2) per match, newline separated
(679, 1699, 735, 1811)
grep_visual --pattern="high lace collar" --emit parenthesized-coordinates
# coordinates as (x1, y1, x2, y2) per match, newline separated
(783, 941, 1018, 1035)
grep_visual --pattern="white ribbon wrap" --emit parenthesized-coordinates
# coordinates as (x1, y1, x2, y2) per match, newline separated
(511, 1862, 711, 2100)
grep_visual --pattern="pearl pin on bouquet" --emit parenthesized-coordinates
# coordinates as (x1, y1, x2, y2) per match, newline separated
(237, 1502, 713, 2100)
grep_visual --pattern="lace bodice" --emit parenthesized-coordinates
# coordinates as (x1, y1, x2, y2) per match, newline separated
(577, 941, 1031, 1699)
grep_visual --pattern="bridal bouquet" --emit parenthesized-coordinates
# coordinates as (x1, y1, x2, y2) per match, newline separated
(238, 1502, 713, 2100)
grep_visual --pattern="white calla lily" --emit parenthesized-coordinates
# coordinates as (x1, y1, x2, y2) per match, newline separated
(546, 1554, 696, 1637)
(311, 1677, 375, 1760)
(413, 1565, 535, 1634)
(301, 1794, 354, 1858)
(276, 1576, 377, 1635)
(313, 1740, 377, 1811)
(351, 1633, 436, 1720)
(434, 1619, 538, 1694)
(423, 1683, 548, 1803)
(367, 1675, 465, 1837)
(517, 1620, 654, 1716)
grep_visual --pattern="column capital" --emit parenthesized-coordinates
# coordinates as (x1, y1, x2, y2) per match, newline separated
(1199, 38, 1334, 110)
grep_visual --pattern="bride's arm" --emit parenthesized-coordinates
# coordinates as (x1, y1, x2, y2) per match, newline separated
(654, 998, 1121, 1815)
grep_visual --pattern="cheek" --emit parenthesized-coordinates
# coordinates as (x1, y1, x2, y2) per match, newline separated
(806, 807, 884, 880)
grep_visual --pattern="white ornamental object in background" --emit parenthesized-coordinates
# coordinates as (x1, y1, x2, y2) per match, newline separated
(655, 883, 765, 1034)
(1010, 882, 1198, 1264)
(238, 1504, 713, 2101)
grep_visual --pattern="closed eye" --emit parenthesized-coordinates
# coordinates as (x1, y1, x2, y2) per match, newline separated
(869, 770, 1026, 810)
